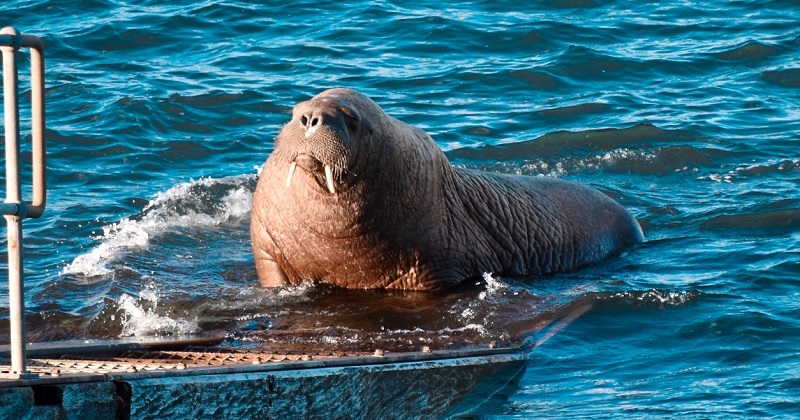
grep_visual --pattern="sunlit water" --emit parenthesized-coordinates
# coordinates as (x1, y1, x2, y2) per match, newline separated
(2, 0, 799, 417)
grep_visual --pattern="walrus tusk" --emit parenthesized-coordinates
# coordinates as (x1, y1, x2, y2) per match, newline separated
(325, 164, 336, 194)
(286, 161, 297, 187)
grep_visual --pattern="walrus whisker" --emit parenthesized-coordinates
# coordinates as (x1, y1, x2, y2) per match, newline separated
(286, 161, 297, 187)
(324, 164, 336, 194)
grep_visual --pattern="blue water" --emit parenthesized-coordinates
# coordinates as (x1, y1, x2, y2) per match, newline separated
(3, 0, 800, 417)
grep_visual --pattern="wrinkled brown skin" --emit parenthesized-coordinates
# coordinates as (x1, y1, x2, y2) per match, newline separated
(251, 88, 644, 291)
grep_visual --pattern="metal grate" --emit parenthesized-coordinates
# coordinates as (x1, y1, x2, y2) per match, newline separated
(2, 350, 341, 377)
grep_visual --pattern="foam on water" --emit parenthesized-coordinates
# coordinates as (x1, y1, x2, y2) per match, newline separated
(596, 289, 701, 309)
(461, 147, 681, 180)
(699, 158, 800, 184)
(480, 272, 508, 296)
(117, 288, 199, 337)
(62, 175, 255, 279)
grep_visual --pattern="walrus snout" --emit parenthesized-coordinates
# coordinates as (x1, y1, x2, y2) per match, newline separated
(285, 154, 338, 194)
(281, 99, 360, 194)
(293, 98, 355, 141)
(299, 107, 328, 139)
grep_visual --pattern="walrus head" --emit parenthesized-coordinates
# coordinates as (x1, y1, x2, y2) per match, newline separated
(273, 89, 374, 194)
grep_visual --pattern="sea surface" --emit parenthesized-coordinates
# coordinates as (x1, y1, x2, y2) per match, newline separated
(2, 0, 800, 417)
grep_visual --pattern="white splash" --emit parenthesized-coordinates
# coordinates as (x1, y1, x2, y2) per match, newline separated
(479, 272, 509, 300)
(607, 289, 698, 308)
(117, 290, 198, 337)
(698, 158, 799, 184)
(466, 148, 661, 178)
(62, 218, 150, 278)
(62, 175, 255, 278)
(453, 323, 491, 336)
(225, 282, 318, 313)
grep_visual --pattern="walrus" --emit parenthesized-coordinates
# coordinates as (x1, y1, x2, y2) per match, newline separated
(251, 88, 643, 290)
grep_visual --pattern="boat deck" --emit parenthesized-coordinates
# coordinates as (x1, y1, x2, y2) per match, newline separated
(0, 335, 527, 418)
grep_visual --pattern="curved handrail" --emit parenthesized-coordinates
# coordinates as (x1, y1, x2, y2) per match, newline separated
(23, 35, 47, 218)
(0, 26, 46, 379)
(0, 28, 46, 218)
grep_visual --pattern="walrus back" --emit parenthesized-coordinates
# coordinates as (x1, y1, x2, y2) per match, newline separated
(448, 168, 643, 278)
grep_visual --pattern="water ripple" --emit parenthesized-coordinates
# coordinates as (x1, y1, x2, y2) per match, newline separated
(2, 0, 799, 416)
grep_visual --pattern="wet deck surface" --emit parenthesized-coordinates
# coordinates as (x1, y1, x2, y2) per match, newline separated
(1, 333, 527, 419)
(1, 332, 521, 385)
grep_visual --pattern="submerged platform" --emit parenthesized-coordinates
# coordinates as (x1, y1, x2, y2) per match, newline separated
(0, 336, 527, 419)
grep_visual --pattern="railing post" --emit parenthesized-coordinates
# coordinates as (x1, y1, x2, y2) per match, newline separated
(0, 26, 47, 380)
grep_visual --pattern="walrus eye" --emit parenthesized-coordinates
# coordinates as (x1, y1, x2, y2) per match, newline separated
(333, 101, 362, 134)
(345, 114, 360, 133)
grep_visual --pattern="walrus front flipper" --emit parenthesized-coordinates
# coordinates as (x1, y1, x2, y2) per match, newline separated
(254, 255, 290, 287)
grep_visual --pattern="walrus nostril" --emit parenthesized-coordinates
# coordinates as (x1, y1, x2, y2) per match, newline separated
(300, 112, 325, 139)
(301, 113, 322, 129)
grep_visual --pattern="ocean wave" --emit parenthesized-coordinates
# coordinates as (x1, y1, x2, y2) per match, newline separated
(458, 145, 711, 179)
(592, 289, 701, 309)
(702, 208, 800, 235)
(62, 175, 256, 279)
(762, 68, 800, 88)
(451, 123, 700, 160)
(699, 158, 800, 184)
(712, 40, 782, 62)
(448, 123, 712, 177)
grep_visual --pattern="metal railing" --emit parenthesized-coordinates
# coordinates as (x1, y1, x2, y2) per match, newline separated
(0, 26, 47, 379)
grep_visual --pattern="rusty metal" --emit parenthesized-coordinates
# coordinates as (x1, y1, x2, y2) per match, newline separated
(0, 27, 47, 379)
